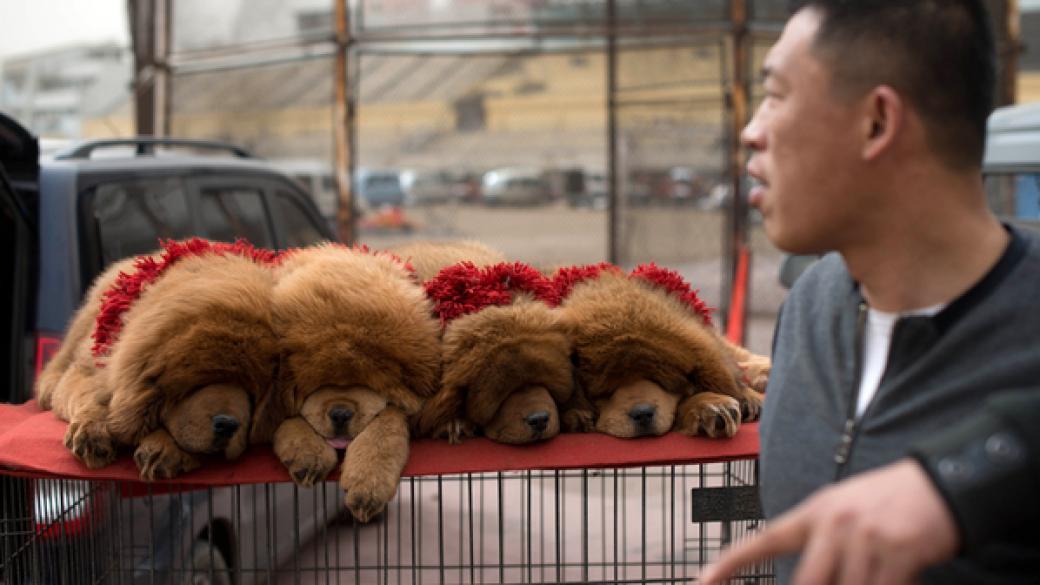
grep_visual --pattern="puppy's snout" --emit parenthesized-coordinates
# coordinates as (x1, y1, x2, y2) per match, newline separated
(212, 415, 240, 439)
(328, 407, 354, 430)
(628, 404, 656, 428)
(525, 411, 550, 433)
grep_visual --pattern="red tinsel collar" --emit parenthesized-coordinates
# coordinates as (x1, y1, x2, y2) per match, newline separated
(552, 261, 714, 327)
(425, 262, 559, 326)
(630, 263, 714, 327)
(91, 238, 278, 360)
(551, 262, 622, 300)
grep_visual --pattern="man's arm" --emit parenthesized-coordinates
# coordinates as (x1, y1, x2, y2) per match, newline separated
(908, 389, 1040, 554)
(699, 389, 1040, 585)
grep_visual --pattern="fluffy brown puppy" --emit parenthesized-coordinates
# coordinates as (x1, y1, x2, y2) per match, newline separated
(388, 240, 506, 283)
(270, 244, 440, 522)
(555, 263, 764, 439)
(417, 262, 574, 445)
(38, 239, 282, 479)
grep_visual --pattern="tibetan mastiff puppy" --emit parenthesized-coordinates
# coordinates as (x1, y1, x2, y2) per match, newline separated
(270, 244, 440, 522)
(555, 263, 765, 439)
(38, 239, 282, 480)
(417, 260, 575, 445)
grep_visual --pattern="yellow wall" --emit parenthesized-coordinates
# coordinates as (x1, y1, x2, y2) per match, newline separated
(1018, 72, 1040, 104)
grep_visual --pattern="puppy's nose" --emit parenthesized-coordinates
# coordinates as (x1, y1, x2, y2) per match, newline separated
(329, 407, 354, 430)
(628, 404, 656, 428)
(212, 415, 240, 439)
(525, 411, 550, 433)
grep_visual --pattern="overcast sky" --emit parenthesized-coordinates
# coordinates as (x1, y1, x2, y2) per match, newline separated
(0, 0, 1037, 66)
(0, 0, 128, 64)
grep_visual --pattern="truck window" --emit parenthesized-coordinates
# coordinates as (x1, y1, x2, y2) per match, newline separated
(199, 186, 272, 248)
(274, 191, 326, 248)
(90, 178, 193, 264)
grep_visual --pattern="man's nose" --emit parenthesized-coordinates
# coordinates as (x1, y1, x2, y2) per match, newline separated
(740, 110, 765, 151)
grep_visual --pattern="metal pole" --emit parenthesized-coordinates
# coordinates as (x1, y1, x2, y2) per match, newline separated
(1002, 0, 1021, 106)
(129, 0, 156, 136)
(157, 0, 172, 136)
(722, 0, 750, 337)
(606, 0, 620, 264)
(334, 0, 356, 244)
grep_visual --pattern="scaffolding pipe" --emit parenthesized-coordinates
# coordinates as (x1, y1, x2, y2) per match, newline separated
(607, 0, 620, 264)
(333, 0, 356, 244)
(1002, 0, 1021, 106)
(723, 0, 751, 341)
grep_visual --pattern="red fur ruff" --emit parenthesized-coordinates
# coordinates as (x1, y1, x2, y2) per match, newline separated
(426, 262, 559, 325)
(630, 263, 714, 327)
(550, 263, 622, 301)
(91, 238, 277, 360)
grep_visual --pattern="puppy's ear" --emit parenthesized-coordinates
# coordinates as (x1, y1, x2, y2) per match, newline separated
(416, 385, 466, 439)
(106, 376, 163, 446)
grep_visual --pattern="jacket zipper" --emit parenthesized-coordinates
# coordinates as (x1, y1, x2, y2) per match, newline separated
(834, 301, 868, 480)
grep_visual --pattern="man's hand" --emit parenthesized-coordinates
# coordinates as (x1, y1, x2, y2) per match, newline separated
(699, 459, 959, 585)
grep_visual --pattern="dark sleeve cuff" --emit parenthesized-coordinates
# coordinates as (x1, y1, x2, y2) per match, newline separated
(908, 410, 1034, 554)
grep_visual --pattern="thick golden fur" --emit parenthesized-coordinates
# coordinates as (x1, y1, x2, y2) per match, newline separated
(560, 271, 763, 439)
(395, 240, 573, 445)
(270, 244, 440, 522)
(37, 256, 137, 469)
(388, 240, 506, 283)
(38, 253, 281, 480)
(418, 297, 574, 444)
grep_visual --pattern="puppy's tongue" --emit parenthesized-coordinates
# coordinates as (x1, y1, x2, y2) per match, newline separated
(326, 437, 350, 450)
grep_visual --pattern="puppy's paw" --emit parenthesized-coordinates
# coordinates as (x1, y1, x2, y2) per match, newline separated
(675, 394, 741, 439)
(562, 408, 595, 433)
(738, 387, 765, 422)
(340, 466, 398, 523)
(134, 435, 199, 481)
(433, 419, 476, 445)
(281, 443, 337, 487)
(64, 420, 116, 469)
(739, 357, 771, 393)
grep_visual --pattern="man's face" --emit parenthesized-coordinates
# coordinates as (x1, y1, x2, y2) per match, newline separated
(741, 9, 865, 254)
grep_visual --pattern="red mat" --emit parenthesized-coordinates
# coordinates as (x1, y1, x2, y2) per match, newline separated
(0, 401, 758, 486)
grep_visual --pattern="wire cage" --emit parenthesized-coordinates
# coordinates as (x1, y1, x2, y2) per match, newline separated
(1, 460, 772, 585)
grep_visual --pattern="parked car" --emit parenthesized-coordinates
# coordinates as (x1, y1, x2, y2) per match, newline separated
(481, 167, 551, 206)
(355, 168, 406, 208)
(400, 169, 469, 205)
(0, 113, 341, 585)
(561, 168, 608, 209)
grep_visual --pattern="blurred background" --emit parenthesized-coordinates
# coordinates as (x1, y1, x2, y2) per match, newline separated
(2, 0, 1036, 354)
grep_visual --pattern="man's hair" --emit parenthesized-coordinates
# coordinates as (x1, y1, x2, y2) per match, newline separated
(789, 0, 996, 170)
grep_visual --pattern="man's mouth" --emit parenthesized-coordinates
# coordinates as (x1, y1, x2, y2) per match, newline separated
(747, 175, 767, 208)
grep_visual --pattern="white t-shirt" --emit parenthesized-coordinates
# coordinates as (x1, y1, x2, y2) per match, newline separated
(855, 303, 945, 418)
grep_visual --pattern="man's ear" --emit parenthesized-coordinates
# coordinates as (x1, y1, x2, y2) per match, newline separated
(862, 85, 904, 161)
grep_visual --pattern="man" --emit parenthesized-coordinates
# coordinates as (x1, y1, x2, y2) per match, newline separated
(701, 1, 1040, 583)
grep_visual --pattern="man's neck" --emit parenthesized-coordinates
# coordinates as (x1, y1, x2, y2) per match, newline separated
(842, 193, 1009, 314)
